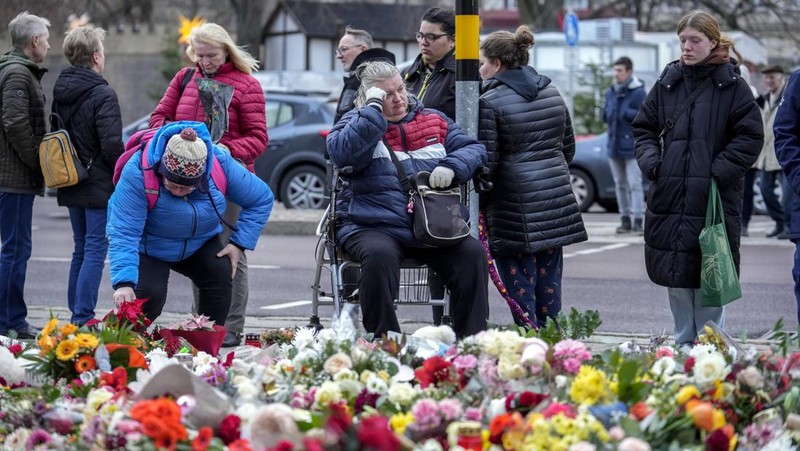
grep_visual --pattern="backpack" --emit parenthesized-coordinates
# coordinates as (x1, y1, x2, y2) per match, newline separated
(39, 90, 97, 189)
(113, 131, 228, 210)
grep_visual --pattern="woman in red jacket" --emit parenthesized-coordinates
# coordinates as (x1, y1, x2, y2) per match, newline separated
(150, 23, 268, 347)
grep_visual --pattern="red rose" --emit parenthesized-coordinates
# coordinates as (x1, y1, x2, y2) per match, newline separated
(357, 416, 400, 450)
(218, 414, 242, 445)
(302, 439, 324, 451)
(684, 356, 695, 373)
(325, 402, 352, 436)
(7, 343, 23, 356)
(414, 356, 453, 388)
(705, 428, 730, 451)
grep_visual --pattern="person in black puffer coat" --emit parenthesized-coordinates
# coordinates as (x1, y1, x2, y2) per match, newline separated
(632, 10, 763, 346)
(52, 26, 124, 325)
(477, 26, 587, 329)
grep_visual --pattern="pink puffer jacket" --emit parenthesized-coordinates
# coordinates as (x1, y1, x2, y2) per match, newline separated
(150, 63, 268, 172)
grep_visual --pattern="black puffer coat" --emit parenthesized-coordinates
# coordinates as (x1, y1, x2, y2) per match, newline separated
(0, 48, 47, 194)
(478, 66, 587, 257)
(632, 57, 763, 288)
(52, 67, 123, 208)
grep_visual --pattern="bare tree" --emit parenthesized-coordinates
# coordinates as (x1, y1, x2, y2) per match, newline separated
(517, 0, 565, 31)
(228, 0, 278, 66)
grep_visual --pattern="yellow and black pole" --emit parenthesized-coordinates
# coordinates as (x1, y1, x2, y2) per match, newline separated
(455, 0, 481, 236)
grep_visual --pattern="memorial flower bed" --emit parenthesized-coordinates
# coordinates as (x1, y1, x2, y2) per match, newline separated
(1, 303, 799, 450)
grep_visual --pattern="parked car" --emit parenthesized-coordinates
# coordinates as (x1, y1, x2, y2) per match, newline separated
(121, 90, 334, 210)
(568, 133, 778, 214)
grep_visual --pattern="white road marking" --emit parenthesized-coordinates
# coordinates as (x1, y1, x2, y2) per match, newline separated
(29, 256, 280, 269)
(260, 300, 312, 310)
(564, 242, 630, 258)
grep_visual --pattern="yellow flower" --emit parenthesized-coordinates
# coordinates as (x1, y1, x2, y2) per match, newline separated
(74, 333, 99, 349)
(41, 318, 59, 337)
(59, 323, 78, 337)
(38, 335, 55, 355)
(376, 370, 391, 383)
(677, 385, 701, 405)
(55, 339, 79, 361)
(389, 411, 414, 434)
(712, 408, 726, 430)
(570, 365, 612, 405)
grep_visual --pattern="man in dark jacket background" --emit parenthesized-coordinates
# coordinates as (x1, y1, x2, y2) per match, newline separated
(0, 11, 51, 338)
(603, 56, 647, 234)
(333, 26, 395, 125)
(52, 25, 124, 325)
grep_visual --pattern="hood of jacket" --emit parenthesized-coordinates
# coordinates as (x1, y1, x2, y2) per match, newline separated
(53, 67, 108, 117)
(484, 65, 551, 101)
(146, 121, 215, 170)
(350, 48, 396, 70)
(658, 56, 743, 91)
(406, 48, 456, 77)
(0, 48, 47, 79)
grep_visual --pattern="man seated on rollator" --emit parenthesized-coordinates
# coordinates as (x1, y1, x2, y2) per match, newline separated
(326, 60, 489, 339)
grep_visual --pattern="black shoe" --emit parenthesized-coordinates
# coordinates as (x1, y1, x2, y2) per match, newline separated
(616, 216, 632, 234)
(741, 227, 749, 237)
(766, 227, 782, 238)
(632, 218, 644, 235)
(222, 331, 241, 347)
(3, 324, 41, 339)
(777, 231, 790, 240)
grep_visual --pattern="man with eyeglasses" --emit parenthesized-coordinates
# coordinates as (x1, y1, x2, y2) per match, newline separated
(334, 26, 395, 124)
(401, 7, 457, 121)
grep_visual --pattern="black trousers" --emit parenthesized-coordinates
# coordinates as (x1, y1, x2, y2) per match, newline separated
(137, 235, 232, 325)
(342, 229, 489, 338)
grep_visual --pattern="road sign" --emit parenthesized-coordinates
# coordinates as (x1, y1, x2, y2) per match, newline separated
(564, 10, 579, 47)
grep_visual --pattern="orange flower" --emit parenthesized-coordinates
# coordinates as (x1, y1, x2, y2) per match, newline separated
(130, 398, 182, 425)
(104, 343, 148, 369)
(74, 354, 96, 373)
(192, 426, 214, 451)
(59, 323, 78, 337)
(686, 400, 715, 432)
(630, 401, 652, 421)
(227, 439, 253, 451)
(488, 412, 523, 444)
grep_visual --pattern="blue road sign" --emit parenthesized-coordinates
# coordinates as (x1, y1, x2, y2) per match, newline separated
(564, 10, 579, 47)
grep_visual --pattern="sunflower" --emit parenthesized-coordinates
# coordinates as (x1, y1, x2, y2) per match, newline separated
(74, 354, 96, 373)
(59, 323, 78, 337)
(41, 318, 59, 337)
(55, 339, 79, 361)
(74, 333, 99, 349)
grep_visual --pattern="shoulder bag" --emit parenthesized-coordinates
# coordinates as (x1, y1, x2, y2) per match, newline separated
(385, 140, 470, 247)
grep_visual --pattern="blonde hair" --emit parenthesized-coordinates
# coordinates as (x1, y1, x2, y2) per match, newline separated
(9, 11, 50, 49)
(480, 25, 534, 69)
(186, 23, 259, 74)
(677, 10, 744, 64)
(353, 61, 400, 108)
(63, 26, 106, 68)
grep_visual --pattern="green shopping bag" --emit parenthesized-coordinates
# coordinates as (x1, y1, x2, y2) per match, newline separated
(699, 179, 742, 307)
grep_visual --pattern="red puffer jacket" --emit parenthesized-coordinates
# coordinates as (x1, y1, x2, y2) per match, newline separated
(150, 63, 268, 172)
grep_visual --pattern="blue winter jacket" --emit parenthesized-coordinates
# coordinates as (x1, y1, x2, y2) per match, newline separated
(107, 121, 274, 288)
(774, 69, 800, 240)
(327, 101, 486, 246)
(604, 77, 646, 158)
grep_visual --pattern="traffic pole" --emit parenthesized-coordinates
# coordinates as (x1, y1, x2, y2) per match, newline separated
(455, 0, 481, 237)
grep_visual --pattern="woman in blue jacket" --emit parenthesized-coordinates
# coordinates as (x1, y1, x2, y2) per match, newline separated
(107, 121, 273, 324)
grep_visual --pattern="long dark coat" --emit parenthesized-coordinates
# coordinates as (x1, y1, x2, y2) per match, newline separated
(632, 58, 763, 288)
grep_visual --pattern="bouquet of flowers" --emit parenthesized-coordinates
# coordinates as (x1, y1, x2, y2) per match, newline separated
(159, 315, 227, 356)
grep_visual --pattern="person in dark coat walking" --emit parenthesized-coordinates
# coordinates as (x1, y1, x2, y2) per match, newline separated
(773, 68, 800, 324)
(478, 26, 587, 328)
(52, 25, 124, 325)
(632, 10, 763, 346)
(603, 56, 647, 234)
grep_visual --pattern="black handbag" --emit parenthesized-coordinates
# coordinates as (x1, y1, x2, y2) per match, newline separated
(385, 141, 469, 247)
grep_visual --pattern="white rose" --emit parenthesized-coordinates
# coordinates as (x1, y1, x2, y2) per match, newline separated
(497, 353, 526, 381)
(323, 352, 353, 375)
(387, 382, 417, 406)
(651, 357, 676, 378)
(618, 437, 652, 451)
(4, 427, 31, 451)
(737, 365, 764, 389)
(314, 381, 342, 408)
(692, 352, 730, 386)
(365, 374, 388, 394)
(237, 380, 259, 399)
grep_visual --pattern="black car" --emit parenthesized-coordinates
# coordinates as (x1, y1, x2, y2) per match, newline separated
(569, 133, 619, 212)
(121, 90, 334, 210)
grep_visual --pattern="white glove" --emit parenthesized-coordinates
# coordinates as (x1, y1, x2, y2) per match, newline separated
(429, 166, 455, 189)
(365, 86, 386, 110)
(113, 286, 136, 304)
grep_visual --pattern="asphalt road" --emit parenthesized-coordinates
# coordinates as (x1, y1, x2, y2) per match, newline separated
(25, 197, 797, 338)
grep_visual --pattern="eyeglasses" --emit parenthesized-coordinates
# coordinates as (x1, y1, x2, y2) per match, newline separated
(163, 179, 196, 193)
(335, 46, 352, 56)
(415, 32, 450, 43)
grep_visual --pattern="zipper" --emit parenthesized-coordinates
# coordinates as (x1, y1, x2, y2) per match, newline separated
(417, 70, 433, 101)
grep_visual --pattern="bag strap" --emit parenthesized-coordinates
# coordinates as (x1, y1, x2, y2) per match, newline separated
(659, 78, 713, 143)
(705, 179, 725, 228)
(384, 138, 414, 193)
(179, 67, 196, 96)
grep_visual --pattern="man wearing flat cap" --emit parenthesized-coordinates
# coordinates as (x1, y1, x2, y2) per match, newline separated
(756, 65, 790, 239)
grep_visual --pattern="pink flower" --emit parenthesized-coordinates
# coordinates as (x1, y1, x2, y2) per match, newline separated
(655, 346, 675, 359)
(465, 407, 482, 421)
(452, 354, 478, 371)
(552, 339, 591, 374)
(410, 399, 441, 429)
(438, 398, 463, 421)
(562, 357, 583, 375)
